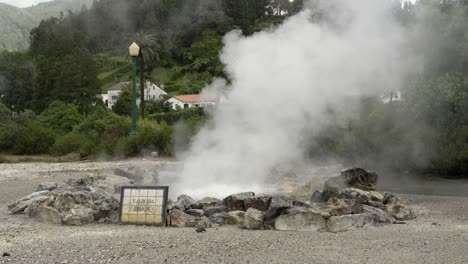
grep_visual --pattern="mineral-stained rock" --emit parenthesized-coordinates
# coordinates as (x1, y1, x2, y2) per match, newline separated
(174, 194, 196, 211)
(203, 206, 227, 217)
(169, 209, 198, 227)
(223, 192, 255, 211)
(264, 195, 294, 225)
(186, 209, 205, 217)
(36, 206, 62, 224)
(362, 205, 395, 223)
(244, 194, 272, 211)
(274, 207, 326, 231)
(243, 208, 264, 230)
(62, 205, 94, 226)
(384, 196, 416, 220)
(8, 191, 51, 214)
(196, 217, 212, 228)
(321, 197, 363, 216)
(225, 211, 245, 225)
(322, 168, 378, 201)
(209, 212, 226, 225)
(327, 213, 376, 232)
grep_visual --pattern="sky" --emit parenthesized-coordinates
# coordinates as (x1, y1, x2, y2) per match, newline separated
(0, 0, 53, 8)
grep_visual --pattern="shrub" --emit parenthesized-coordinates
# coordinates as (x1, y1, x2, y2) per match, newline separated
(38, 101, 83, 134)
(51, 132, 93, 156)
(115, 136, 140, 157)
(148, 107, 205, 125)
(14, 125, 55, 155)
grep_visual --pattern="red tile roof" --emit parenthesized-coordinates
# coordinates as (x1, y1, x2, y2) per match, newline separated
(174, 94, 216, 103)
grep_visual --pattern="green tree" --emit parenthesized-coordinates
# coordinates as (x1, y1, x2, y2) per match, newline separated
(113, 89, 133, 116)
(37, 101, 84, 134)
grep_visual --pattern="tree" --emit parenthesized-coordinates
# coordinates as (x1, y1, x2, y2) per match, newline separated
(113, 89, 133, 116)
(37, 101, 84, 134)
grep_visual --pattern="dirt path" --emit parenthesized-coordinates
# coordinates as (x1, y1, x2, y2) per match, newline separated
(0, 160, 467, 264)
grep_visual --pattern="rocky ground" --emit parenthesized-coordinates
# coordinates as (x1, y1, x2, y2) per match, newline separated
(0, 159, 467, 264)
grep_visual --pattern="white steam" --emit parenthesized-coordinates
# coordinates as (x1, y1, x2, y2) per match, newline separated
(169, 0, 411, 199)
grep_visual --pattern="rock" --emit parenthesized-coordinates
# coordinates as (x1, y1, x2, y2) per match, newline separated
(321, 197, 362, 216)
(62, 206, 94, 226)
(274, 207, 327, 231)
(36, 182, 68, 192)
(244, 194, 272, 211)
(242, 208, 264, 230)
(203, 206, 227, 217)
(186, 209, 205, 217)
(174, 195, 196, 211)
(322, 168, 378, 201)
(310, 191, 324, 203)
(362, 205, 395, 223)
(169, 209, 198, 227)
(196, 217, 212, 228)
(327, 213, 376, 232)
(195, 227, 206, 233)
(8, 191, 51, 213)
(384, 196, 416, 220)
(3, 252, 10, 257)
(225, 211, 245, 225)
(209, 212, 226, 225)
(264, 195, 294, 225)
(36, 206, 62, 224)
(197, 197, 223, 208)
(369, 191, 384, 202)
(223, 192, 255, 211)
(114, 168, 144, 182)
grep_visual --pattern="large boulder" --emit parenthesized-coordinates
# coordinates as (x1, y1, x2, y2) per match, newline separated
(8, 191, 51, 214)
(169, 209, 198, 227)
(197, 197, 223, 208)
(62, 205, 94, 226)
(36, 182, 69, 192)
(223, 192, 255, 211)
(242, 208, 264, 230)
(244, 194, 272, 211)
(362, 205, 395, 223)
(36, 206, 62, 224)
(203, 206, 227, 217)
(186, 209, 205, 217)
(322, 168, 378, 201)
(327, 213, 376, 232)
(264, 195, 294, 225)
(225, 211, 245, 225)
(173, 194, 196, 211)
(384, 196, 416, 220)
(209, 212, 226, 225)
(274, 207, 327, 231)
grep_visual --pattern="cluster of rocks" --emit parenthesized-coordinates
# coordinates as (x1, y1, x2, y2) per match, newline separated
(167, 168, 416, 232)
(8, 176, 120, 226)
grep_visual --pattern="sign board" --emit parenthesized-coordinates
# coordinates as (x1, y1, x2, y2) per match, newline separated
(119, 186, 169, 226)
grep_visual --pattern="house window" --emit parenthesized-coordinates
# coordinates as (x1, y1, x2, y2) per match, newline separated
(184, 104, 189, 109)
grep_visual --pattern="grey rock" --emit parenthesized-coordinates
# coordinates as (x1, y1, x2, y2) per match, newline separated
(264, 195, 294, 225)
(8, 191, 51, 213)
(244, 194, 272, 211)
(196, 217, 212, 228)
(36, 182, 68, 192)
(322, 168, 378, 201)
(320, 197, 363, 216)
(225, 211, 245, 225)
(174, 194, 196, 211)
(36, 206, 62, 224)
(209, 212, 226, 225)
(243, 208, 264, 230)
(327, 213, 376, 232)
(274, 207, 327, 231)
(186, 209, 205, 217)
(223, 192, 255, 211)
(169, 209, 198, 227)
(203, 206, 227, 217)
(362, 205, 395, 223)
(197, 197, 223, 208)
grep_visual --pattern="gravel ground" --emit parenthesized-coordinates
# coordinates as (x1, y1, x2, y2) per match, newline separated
(0, 160, 467, 264)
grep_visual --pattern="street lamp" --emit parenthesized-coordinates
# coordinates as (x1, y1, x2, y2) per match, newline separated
(129, 42, 140, 136)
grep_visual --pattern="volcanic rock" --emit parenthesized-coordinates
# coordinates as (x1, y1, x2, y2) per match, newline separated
(225, 211, 245, 225)
(327, 213, 376, 232)
(209, 212, 226, 225)
(243, 208, 264, 230)
(362, 205, 395, 223)
(62, 205, 94, 226)
(36, 206, 62, 224)
(223, 192, 255, 211)
(203, 206, 227, 217)
(186, 209, 205, 217)
(274, 207, 327, 231)
(169, 209, 198, 227)
(322, 168, 378, 201)
(264, 195, 294, 224)
(8, 190, 51, 214)
(321, 197, 363, 216)
(173, 194, 196, 211)
(36, 182, 68, 192)
(244, 194, 272, 211)
(197, 197, 223, 208)
(384, 196, 416, 220)
(196, 217, 212, 228)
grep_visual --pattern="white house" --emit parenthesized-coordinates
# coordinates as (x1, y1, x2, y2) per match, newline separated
(380, 91, 403, 104)
(167, 94, 217, 110)
(101, 81, 167, 110)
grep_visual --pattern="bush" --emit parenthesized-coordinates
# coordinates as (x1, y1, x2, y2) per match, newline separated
(14, 125, 56, 155)
(37, 101, 83, 134)
(148, 107, 206, 125)
(115, 136, 140, 157)
(51, 132, 93, 156)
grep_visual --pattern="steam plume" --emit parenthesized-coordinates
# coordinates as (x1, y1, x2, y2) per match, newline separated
(169, 0, 412, 198)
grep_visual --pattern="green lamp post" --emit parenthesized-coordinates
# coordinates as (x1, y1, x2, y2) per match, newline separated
(129, 42, 140, 136)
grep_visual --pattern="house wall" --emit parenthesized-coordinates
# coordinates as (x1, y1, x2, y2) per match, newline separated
(144, 81, 167, 101)
(107, 90, 122, 110)
(167, 98, 216, 110)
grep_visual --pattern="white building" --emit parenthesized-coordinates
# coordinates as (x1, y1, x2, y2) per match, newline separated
(167, 94, 217, 110)
(381, 91, 403, 104)
(101, 81, 166, 110)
